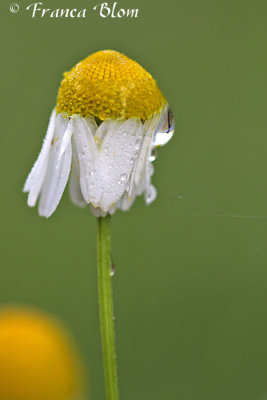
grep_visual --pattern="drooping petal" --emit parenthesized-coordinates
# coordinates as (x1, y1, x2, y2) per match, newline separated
(57, 122, 72, 167)
(116, 192, 135, 212)
(23, 109, 57, 207)
(69, 171, 87, 208)
(38, 118, 72, 217)
(121, 113, 160, 210)
(134, 114, 160, 186)
(68, 137, 87, 208)
(145, 183, 157, 204)
(84, 116, 98, 136)
(127, 134, 144, 198)
(93, 119, 121, 149)
(89, 205, 107, 217)
(97, 118, 143, 212)
(71, 116, 99, 204)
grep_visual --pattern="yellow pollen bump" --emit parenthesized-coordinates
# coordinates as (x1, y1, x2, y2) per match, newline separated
(56, 50, 166, 120)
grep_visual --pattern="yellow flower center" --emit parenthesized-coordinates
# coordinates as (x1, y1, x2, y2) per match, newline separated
(56, 50, 166, 120)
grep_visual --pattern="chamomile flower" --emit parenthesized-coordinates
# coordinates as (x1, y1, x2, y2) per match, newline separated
(23, 50, 174, 217)
(0, 307, 86, 400)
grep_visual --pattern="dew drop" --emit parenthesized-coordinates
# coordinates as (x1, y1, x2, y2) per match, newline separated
(120, 173, 127, 181)
(110, 263, 115, 276)
(90, 169, 96, 176)
(149, 149, 158, 162)
(153, 107, 174, 147)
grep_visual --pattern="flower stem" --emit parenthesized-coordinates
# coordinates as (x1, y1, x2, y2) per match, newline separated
(97, 215, 119, 400)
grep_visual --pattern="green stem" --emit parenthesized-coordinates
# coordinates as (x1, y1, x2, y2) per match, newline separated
(97, 215, 120, 400)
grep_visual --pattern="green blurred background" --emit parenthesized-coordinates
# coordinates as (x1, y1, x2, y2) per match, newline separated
(1, 0, 266, 399)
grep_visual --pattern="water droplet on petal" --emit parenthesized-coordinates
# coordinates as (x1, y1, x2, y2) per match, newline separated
(120, 173, 127, 181)
(153, 107, 174, 147)
(149, 149, 158, 162)
(90, 169, 96, 176)
(110, 261, 115, 276)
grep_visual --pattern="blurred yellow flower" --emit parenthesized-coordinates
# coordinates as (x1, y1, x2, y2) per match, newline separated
(0, 307, 86, 400)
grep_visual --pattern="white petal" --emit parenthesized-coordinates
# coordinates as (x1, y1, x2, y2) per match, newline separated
(57, 123, 72, 167)
(134, 114, 160, 185)
(23, 109, 56, 206)
(144, 150, 157, 205)
(89, 205, 107, 217)
(116, 192, 135, 212)
(84, 116, 98, 136)
(124, 114, 160, 209)
(71, 116, 99, 204)
(38, 119, 72, 217)
(94, 119, 121, 149)
(127, 135, 144, 197)
(68, 137, 87, 208)
(145, 184, 157, 204)
(69, 171, 87, 208)
(98, 118, 143, 212)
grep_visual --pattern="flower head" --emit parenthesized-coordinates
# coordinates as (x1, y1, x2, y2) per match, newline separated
(0, 307, 86, 400)
(56, 50, 166, 121)
(24, 50, 174, 217)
